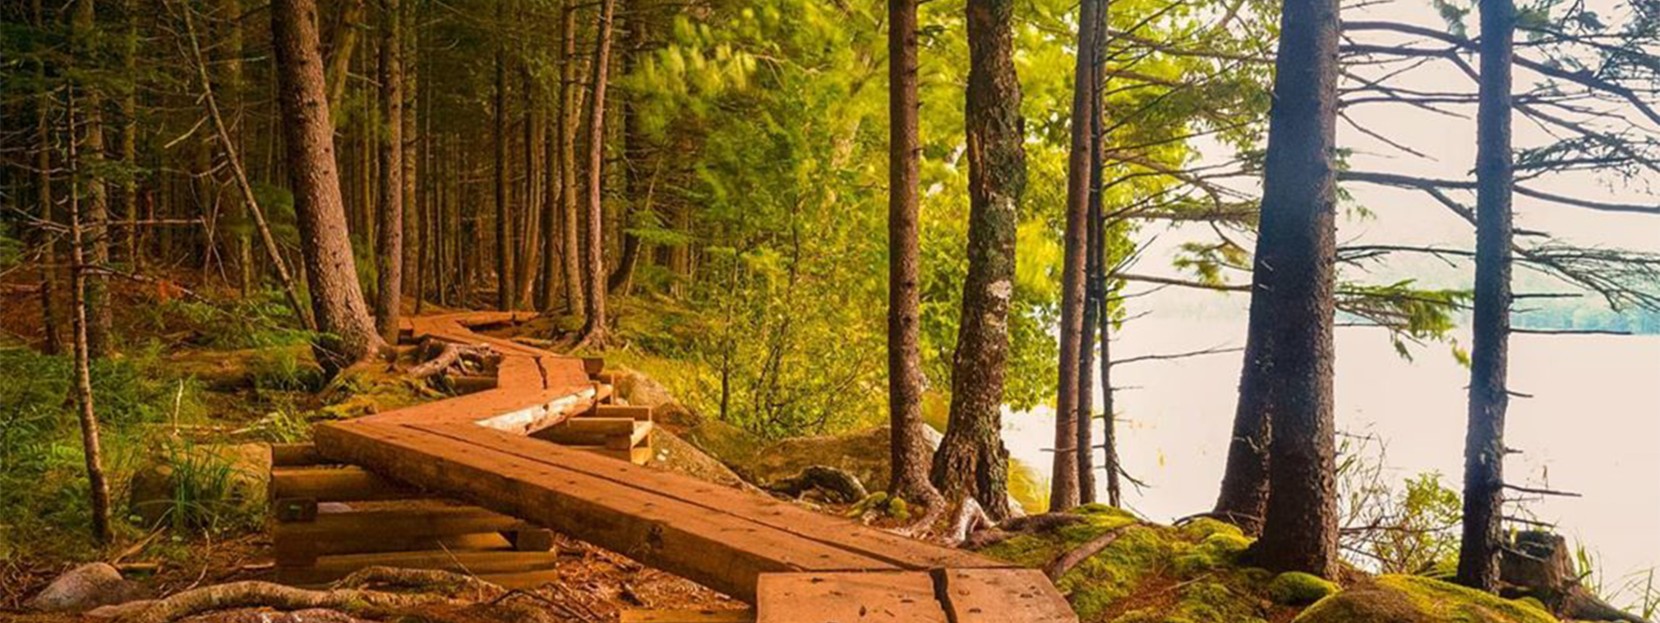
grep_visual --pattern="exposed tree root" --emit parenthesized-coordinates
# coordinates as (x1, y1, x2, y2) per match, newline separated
(1043, 523, 1137, 580)
(101, 580, 466, 623)
(766, 465, 868, 504)
(87, 567, 603, 623)
(945, 497, 994, 546)
(409, 339, 500, 380)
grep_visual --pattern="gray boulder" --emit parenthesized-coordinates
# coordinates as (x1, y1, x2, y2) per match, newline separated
(26, 562, 149, 613)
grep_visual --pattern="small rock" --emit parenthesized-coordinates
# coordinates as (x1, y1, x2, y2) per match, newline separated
(26, 563, 150, 613)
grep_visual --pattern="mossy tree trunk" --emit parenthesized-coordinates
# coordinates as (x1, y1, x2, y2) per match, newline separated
(931, 0, 1026, 522)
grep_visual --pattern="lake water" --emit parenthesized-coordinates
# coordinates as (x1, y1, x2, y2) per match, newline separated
(1004, 319, 1660, 590)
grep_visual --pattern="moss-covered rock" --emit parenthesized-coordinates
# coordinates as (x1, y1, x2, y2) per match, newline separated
(1269, 571, 1339, 606)
(978, 506, 1295, 623)
(1293, 575, 1557, 623)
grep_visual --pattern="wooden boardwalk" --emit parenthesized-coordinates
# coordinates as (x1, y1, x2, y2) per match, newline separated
(312, 312, 1076, 621)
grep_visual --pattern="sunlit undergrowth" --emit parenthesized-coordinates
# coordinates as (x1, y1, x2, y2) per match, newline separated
(0, 345, 209, 559)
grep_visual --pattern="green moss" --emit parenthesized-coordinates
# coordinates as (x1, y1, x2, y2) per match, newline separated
(1293, 575, 1558, 623)
(978, 507, 1295, 622)
(1269, 572, 1339, 606)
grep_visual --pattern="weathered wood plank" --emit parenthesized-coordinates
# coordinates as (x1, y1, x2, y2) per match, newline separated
(315, 420, 892, 602)
(422, 423, 1006, 572)
(271, 443, 324, 467)
(935, 568, 1077, 623)
(271, 466, 412, 501)
(273, 501, 526, 540)
(592, 404, 654, 422)
(277, 548, 558, 585)
(621, 609, 755, 623)
(755, 572, 947, 623)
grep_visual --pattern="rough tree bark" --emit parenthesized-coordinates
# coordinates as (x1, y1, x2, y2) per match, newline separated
(73, 0, 112, 359)
(1051, 0, 1105, 512)
(402, 2, 419, 303)
(324, 0, 365, 112)
(1230, 0, 1342, 577)
(493, 9, 514, 312)
(558, 0, 586, 314)
(271, 0, 388, 373)
(375, 0, 404, 342)
(578, 0, 617, 345)
(32, 0, 62, 355)
(885, 0, 943, 508)
(67, 88, 113, 546)
(930, 0, 1026, 522)
(1457, 0, 1515, 593)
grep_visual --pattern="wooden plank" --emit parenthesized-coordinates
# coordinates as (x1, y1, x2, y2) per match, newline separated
(509, 528, 556, 552)
(277, 548, 558, 585)
(755, 572, 947, 623)
(592, 404, 654, 422)
(272, 466, 412, 502)
(273, 501, 526, 541)
(935, 568, 1077, 623)
(276, 530, 512, 559)
(271, 443, 324, 467)
(535, 418, 651, 449)
(621, 609, 756, 623)
(315, 420, 893, 603)
(424, 423, 1006, 572)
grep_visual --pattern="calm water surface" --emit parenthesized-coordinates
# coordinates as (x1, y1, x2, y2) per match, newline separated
(1005, 320, 1660, 586)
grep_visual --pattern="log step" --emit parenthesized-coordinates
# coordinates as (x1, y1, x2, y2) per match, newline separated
(621, 610, 756, 623)
(536, 418, 653, 450)
(271, 466, 412, 502)
(277, 548, 560, 586)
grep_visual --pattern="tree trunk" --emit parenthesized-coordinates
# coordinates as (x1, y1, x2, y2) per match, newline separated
(73, 0, 113, 359)
(885, 0, 942, 509)
(325, 0, 365, 112)
(375, 0, 404, 342)
(1233, 0, 1341, 577)
(930, 0, 1025, 522)
(1457, 0, 1515, 593)
(541, 72, 561, 312)
(1100, 302, 1122, 507)
(1077, 16, 1107, 506)
(178, 0, 317, 331)
(271, 0, 388, 373)
(121, 0, 142, 272)
(520, 67, 543, 306)
(402, 2, 419, 303)
(559, 0, 586, 314)
(579, 0, 617, 345)
(1051, 0, 1105, 513)
(493, 11, 514, 312)
(66, 88, 113, 546)
(32, 0, 62, 356)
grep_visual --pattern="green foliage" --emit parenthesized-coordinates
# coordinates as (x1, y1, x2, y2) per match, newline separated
(135, 291, 312, 350)
(0, 347, 207, 558)
(247, 346, 326, 393)
(149, 442, 261, 535)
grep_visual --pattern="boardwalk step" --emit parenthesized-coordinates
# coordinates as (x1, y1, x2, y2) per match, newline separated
(277, 548, 560, 586)
(621, 609, 756, 623)
(756, 572, 946, 622)
(271, 466, 412, 502)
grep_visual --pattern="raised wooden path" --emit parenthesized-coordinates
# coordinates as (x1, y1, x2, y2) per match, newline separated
(307, 311, 1076, 622)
